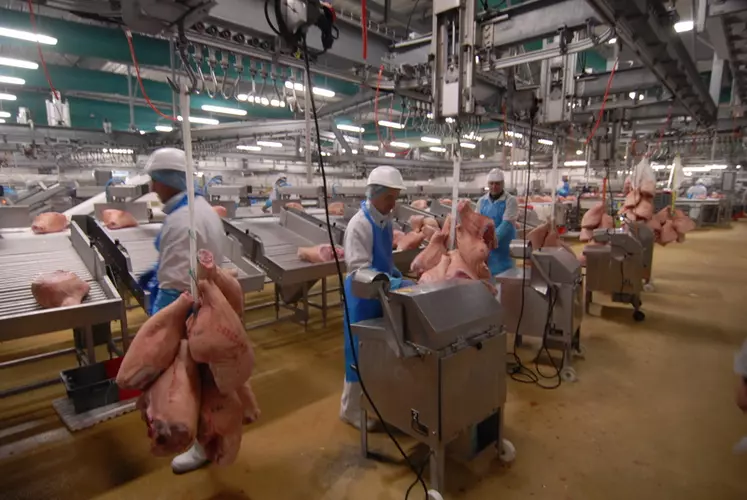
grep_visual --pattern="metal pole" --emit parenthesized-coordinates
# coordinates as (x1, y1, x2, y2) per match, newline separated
(305, 69, 313, 184)
(179, 88, 199, 299)
(169, 37, 178, 119)
(449, 145, 460, 250)
(550, 142, 559, 230)
(127, 65, 135, 131)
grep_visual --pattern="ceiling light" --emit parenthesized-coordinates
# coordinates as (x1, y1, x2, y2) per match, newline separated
(608, 37, 617, 45)
(321, 151, 331, 156)
(155, 125, 173, 132)
(674, 20, 694, 33)
(313, 87, 335, 98)
(500, 141, 514, 147)
(463, 133, 482, 142)
(421, 136, 441, 144)
(139, 130, 146, 135)
(427, 112, 434, 119)
(285, 81, 304, 91)
(460, 142, 476, 149)
(337, 124, 365, 133)
(506, 131, 523, 138)
(638, 94, 645, 101)
(538, 139, 554, 146)
(236, 93, 249, 101)
(512, 161, 528, 166)
(0, 93, 17, 101)
(576, 149, 583, 155)
(257, 140, 283, 148)
(0, 56, 38, 69)
(237, 145, 262, 151)
(0, 111, 10, 118)
(629, 92, 637, 99)
(737, 165, 741, 169)
(0, 27, 57, 45)
(564, 160, 587, 167)
(351, 149, 358, 154)
(385, 152, 396, 157)
(445, 117, 455, 123)
(378, 120, 405, 129)
(390, 141, 410, 148)
(429, 146, 447, 153)
(201, 104, 247, 116)
(0, 75, 24, 85)
(479, 154, 485, 159)
(363, 144, 379, 151)
(259, 97, 270, 106)
(103, 148, 134, 154)
(177, 115, 220, 125)
(0, 118, 4, 123)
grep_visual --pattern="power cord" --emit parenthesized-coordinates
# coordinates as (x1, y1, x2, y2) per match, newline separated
(301, 38, 429, 500)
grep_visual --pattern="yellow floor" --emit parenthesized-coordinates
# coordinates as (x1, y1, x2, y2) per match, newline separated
(2, 224, 747, 499)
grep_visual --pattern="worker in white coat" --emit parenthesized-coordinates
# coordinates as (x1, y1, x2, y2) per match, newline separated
(262, 175, 289, 212)
(340, 166, 412, 429)
(137, 147, 225, 474)
(478, 168, 518, 275)
(686, 178, 708, 199)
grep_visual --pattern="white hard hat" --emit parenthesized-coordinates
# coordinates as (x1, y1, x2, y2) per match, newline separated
(145, 148, 187, 174)
(696, 178, 705, 185)
(487, 168, 505, 183)
(367, 166, 407, 191)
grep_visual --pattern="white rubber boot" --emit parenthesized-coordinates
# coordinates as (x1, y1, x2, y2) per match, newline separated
(171, 442, 209, 474)
(339, 380, 379, 431)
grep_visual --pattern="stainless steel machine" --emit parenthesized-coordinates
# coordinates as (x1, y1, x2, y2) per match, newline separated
(349, 270, 515, 493)
(206, 184, 247, 219)
(583, 227, 649, 321)
(626, 221, 655, 292)
(495, 241, 585, 382)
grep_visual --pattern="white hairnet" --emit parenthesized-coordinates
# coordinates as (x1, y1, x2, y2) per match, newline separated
(487, 168, 505, 183)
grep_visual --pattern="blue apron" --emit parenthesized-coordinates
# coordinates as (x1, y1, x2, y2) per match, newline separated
(478, 194, 516, 276)
(343, 201, 395, 383)
(137, 193, 190, 315)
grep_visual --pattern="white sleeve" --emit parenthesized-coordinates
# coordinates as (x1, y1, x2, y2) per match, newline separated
(157, 218, 190, 289)
(344, 216, 374, 273)
(503, 195, 519, 222)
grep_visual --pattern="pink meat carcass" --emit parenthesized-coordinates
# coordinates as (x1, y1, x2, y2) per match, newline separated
(600, 214, 615, 229)
(197, 373, 244, 466)
(237, 380, 261, 424)
(188, 279, 254, 394)
(421, 224, 439, 241)
(457, 200, 497, 249)
(392, 229, 405, 249)
(137, 340, 201, 456)
(672, 209, 696, 235)
(639, 178, 656, 197)
(408, 215, 425, 232)
(439, 198, 452, 206)
(117, 292, 194, 390)
(212, 205, 228, 217)
(633, 199, 654, 221)
(658, 220, 678, 245)
(410, 232, 447, 275)
(623, 190, 641, 209)
(396, 231, 426, 251)
(581, 203, 605, 229)
(102, 209, 139, 230)
(197, 249, 244, 318)
(297, 244, 344, 263)
(327, 202, 345, 216)
(456, 225, 490, 273)
(410, 199, 429, 210)
(31, 271, 90, 309)
(418, 254, 451, 284)
(31, 212, 68, 234)
(285, 202, 304, 211)
(579, 227, 594, 242)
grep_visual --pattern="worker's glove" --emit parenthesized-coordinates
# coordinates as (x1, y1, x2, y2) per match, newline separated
(138, 266, 158, 290)
(387, 276, 414, 291)
(496, 220, 513, 242)
(391, 267, 403, 279)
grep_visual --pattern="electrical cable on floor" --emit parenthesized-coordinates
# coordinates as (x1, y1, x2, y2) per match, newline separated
(300, 38, 429, 500)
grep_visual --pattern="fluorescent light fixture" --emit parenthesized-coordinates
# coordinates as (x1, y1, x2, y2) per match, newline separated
(321, 151, 331, 156)
(639, 94, 645, 101)
(0, 75, 24, 85)
(0, 56, 38, 69)
(500, 141, 514, 147)
(284, 81, 336, 97)
(378, 120, 405, 129)
(257, 140, 283, 148)
(390, 141, 410, 148)
(363, 144, 379, 151)
(538, 139, 554, 146)
(421, 136, 441, 144)
(629, 92, 637, 99)
(236, 93, 249, 101)
(0, 93, 16, 101)
(351, 149, 358, 154)
(460, 142, 476, 149)
(270, 99, 285, 107)
(506, 131, 523, 138)
(0, 118, 4, 123)
(608, 37, 617, 45)
(237, 145, 262, 151)
(139, 130, 146, 135)
(259, 97, 270, 106)
(337, 124, 365, 133)
(427, 112, 434, 119)
(201, 104, 247, 116)
(103, 148, 134, 154)
(737, 165, 741, 169)
(177, 115, 220, 125)
(429, 146, 447, 153)
(674, 20, 694, 33)
(385, 152, 396, 157)
(463, 133, 482, 142)
(155, 125, 173, 132)
(285, 81, 304, 91)
(445, 117, 455, 124)
(576, 149, 583, 155)
(564, 160, 587, 167)
(479, 154, 485, 159)
(0, 27, 57, 45)
(0, 111, 10, 118)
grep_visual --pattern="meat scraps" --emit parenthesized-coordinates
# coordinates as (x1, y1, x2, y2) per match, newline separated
(197, 372, 244, 466)
(410, 232, 447, 275)
(188, 279, 254, 394)
(31, 271, 90, 308)
(237, 380, 261, 424)
(410, 199, 429, 210)
(439, 198, 452, 206)
(297, 244, 345, 263)
(418, 254, 451, 283)
(101, 209, 139, 230)
(212, 205, 228, 217)
(396, 230, 426, 251)
(31, 212, 68, 234)
(285, 202, 304, 211)
(327, 202, 345, 216)
(137, 340, 201, 456)
(647, 208, 696, 246)
(117, 292, 194, 390)
(197, 249, 243, 317)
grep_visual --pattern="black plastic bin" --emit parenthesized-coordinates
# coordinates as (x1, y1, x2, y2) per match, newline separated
(60, 362, 119, 414)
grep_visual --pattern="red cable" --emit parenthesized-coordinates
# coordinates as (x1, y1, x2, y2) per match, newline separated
(26, 0, 59, 100)
(584, 58, 619, 147)
(124, 29, 177, 122)
(374, 65, 411, 156)
(361, 0, 368, 60)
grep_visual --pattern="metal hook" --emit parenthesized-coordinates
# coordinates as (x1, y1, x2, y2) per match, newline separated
(219, 51, 231, 99)
(232, 54, 244, 100)
(166, 26, 198, 94)
(257, 63, 268, 105)
(248, 61, 257, 101)
(193, 46, 206, 94)
(205, 47, 219, 99)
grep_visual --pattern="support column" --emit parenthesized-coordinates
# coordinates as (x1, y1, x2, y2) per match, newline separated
(709, 54, 725, 106)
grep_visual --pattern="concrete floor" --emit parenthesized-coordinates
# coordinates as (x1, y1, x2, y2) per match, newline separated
(1, 223, 747, 500)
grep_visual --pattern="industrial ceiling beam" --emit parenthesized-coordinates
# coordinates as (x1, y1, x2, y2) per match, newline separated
(575, 67, 662, 97)
(0, 123, 148, 147)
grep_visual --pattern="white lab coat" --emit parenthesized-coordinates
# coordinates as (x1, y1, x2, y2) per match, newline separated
(343, 201, 389, 274)
(686, 184, 708, 198)
(157, 194, 226, 290)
